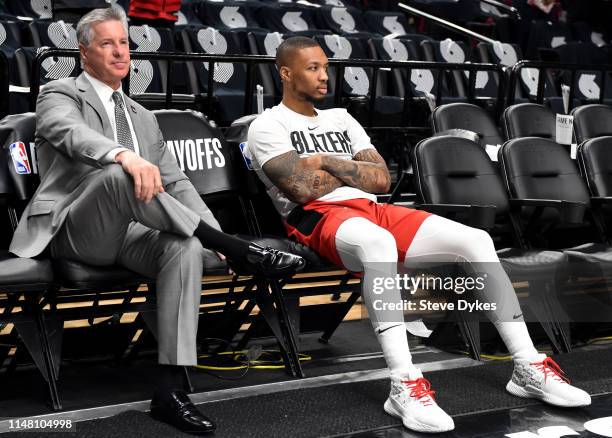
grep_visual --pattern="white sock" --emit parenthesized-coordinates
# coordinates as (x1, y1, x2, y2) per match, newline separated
(373, 322, 422, 380)
(494, 321, 542, 361)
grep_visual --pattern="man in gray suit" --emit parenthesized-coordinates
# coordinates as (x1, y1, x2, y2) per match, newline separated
(10, 7, 304, 435)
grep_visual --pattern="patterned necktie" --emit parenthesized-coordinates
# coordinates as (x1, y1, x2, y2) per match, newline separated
(111, 91, 135, 152)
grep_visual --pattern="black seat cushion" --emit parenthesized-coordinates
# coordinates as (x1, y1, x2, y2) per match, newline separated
(564, 242, 612, 263)
(202, 248, 228, 276)
(53, 259, 150, 290)
(500, 137, 590, 205)
(0, 250, 53, 290)
(563, 243, 612, 277)
(53, 248, 229, 288)
(497, 247, 566, 280)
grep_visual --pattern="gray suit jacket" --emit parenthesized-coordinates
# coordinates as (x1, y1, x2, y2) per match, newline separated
(10, 73, 221, 258)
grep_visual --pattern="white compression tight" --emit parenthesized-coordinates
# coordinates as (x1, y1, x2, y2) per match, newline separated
(335, 214, 541, 380)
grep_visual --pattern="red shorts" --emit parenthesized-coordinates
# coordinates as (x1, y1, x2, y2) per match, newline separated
(284, 198, 431, 268)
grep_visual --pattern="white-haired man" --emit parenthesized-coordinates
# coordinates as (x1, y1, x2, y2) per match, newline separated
(10, 7, 304, 435)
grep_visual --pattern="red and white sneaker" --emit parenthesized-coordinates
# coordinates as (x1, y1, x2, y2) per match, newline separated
(384, 373, 455, 433)
(506, 356, 591, 407)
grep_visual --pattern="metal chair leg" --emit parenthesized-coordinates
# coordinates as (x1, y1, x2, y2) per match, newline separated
(266, 279, 304, 378)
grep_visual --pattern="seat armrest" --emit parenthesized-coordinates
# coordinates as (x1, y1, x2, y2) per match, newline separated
(509, 199, 586, 224)
(590, 197, 612, 205)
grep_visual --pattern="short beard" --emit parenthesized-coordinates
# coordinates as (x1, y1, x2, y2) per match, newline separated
(305, 93, 325, 104)
(291, 83, 326, 105)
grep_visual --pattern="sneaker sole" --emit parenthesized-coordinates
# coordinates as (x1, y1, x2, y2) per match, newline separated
(506, 380, 590, 407)
(383, 398, 454, 433)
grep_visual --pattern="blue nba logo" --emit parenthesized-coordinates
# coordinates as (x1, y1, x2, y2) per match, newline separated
(239, 142, 253, 170)
(9, 142, 32, 175)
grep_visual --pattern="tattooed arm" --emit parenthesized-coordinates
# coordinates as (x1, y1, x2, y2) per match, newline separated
(262, 151, 345, 204)
(320, 148, 391, 194)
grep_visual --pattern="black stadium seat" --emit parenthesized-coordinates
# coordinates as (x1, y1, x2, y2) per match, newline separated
(195, 1, 263, 32)
(29, 20, 78, 49)
(0, 113, 57, 409)
(0, 251, 58, 408)
(526, 20, 574, 60)
(476, 41, 523, 100)
(315, 33, 404, 125)
(14, 46, 82, 87)
(226, 114, 362, 344)
(127, 25, 167, 95)
(432, 103, 504, 149)
(154, 109, 327, 377)
(182, 26, 270, 124)
(577, 136, 612, 204)
(502, 103, 556, 140)
(126, 24, 196, 110)
(412, 135, 571, 353)
(362, 10, 414, 36)
(571, 104, 612, 143)
(316, 34, 375, 98)
(315, 6, 374, 37)
(174, 0, 205, 29)
(246, 30, 284, 101)
(421, 38, 470, 98)
(255, 3, 320, 34)
(553, 42, 612, 104)
(368, 37, 420, 99)
(0, 112, 153, 406)
(6, 0, 53, 20)
(0, 20, 24, 58)
(20, 20, 81, 92)
(499, 137, 612, 333)
(477, 41, 563, 109)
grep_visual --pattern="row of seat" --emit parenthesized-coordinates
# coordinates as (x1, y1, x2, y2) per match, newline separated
(432, 102, 612, 152)
(0, 4, 610, 128)
(4, 101, 611, 407)
(0, 109, 364, 409)
(414, 102, 612, 349)
(6, 26, 611, 131)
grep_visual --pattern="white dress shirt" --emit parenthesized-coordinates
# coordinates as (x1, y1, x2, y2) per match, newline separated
(83, 71, 141, 162)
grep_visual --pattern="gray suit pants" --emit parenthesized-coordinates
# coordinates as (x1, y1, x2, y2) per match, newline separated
(50, 164, 207, 366)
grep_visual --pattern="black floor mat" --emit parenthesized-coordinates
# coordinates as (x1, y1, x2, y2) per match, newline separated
(5, 346, 611, 438)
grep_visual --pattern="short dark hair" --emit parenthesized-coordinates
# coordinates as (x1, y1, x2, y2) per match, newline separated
(276, 36, 320, 69)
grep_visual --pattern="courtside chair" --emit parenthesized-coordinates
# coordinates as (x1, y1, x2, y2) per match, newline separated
(500, 137, 612, 344)
(154, 109, 309, 378)
(0, 113, 59, 409)
(571, 104, 612, 144)
(412, 135, 571, 354)
(431, 103, 504, 150)
(224, 115, 363, 347)
(0, 112, 173, 410)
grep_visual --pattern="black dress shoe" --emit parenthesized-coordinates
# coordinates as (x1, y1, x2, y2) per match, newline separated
(150, 390, 215, 435)
(231, 244, 306, 278)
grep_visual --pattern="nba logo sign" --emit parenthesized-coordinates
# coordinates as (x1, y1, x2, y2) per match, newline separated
(239, 142, 253, 170)
(9, 142, 32, 175)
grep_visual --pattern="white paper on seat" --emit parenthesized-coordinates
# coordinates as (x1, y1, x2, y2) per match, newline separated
(556, 114, 574, 145)
(485, 144, 501, 161)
